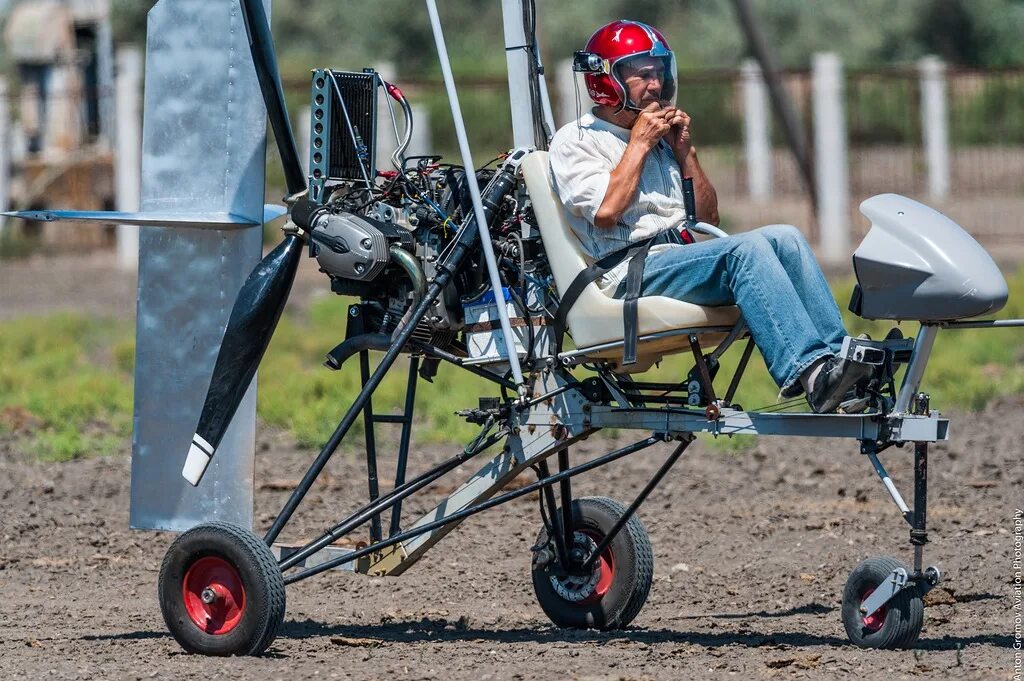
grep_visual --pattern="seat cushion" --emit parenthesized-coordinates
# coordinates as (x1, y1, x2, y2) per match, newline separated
(521, 151, 740, 357)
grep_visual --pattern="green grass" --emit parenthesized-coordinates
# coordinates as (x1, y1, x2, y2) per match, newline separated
(4, 270, 1024, 460)
(0, 314, 134, 460)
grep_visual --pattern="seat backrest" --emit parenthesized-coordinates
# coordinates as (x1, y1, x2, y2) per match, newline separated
(521, 151, 612, 327)
(521, 150, 740, 361)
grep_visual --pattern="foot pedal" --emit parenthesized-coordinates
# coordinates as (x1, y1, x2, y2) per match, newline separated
(840, 336, 886, 365)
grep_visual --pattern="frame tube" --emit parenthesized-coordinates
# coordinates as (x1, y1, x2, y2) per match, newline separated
(359, 351, 383, 543)
(425, 0, 525, 388)
(866, 452, 911, 520)
(557, 449, 574, 557)
(939, 318, 1024, 329)
(282, 435, 664, 584)
(580, 436, 692, 572)
(278, 428, 507, 571)
(688, 334, 718, 405)
(389, 356, 420, 537)
(538, 459, 570, 568)
(724, 338, 755, 406)
(895, 324, 938, 413)
(911, 442, 929, 572)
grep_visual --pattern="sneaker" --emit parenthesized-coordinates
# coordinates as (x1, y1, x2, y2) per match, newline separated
(806, 356, 875, 414)
(837, 392, 870, 414)
(780, 381, 804, 399)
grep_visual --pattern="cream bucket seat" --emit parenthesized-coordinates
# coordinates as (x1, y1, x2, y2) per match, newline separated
(520, 150, 742, 370)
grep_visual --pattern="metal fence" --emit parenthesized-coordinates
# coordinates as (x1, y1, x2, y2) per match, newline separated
(8, 58, 1022, 257)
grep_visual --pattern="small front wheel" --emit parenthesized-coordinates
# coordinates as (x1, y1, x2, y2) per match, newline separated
(841, 556, 924, 649)
(159, 522, 286, 656)
(531, 496, 653, 630)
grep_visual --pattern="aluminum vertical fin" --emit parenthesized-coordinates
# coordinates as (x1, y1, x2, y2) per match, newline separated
(129, 0, 268, 530)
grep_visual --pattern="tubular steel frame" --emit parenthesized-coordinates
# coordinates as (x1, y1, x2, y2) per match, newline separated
(264, 254, 958, 592)
(249, 0, 1024, 602)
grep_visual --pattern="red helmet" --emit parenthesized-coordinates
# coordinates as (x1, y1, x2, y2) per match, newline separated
(576, 20, 677, 112)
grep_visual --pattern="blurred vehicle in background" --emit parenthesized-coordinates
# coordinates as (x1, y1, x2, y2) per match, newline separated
(2, 0, 115, 250)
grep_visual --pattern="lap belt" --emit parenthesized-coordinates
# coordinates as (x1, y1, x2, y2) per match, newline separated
(553, 228, 687, 365)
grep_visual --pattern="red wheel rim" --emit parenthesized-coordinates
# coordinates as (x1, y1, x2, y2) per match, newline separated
(860, 587, 887, 632)
(579, 530, 615, 605)
(182, 556, 245, 635)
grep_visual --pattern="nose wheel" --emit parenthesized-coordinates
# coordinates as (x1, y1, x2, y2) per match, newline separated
(159, 522, 286, 656)
(530, 496, 653, 630)
(841, 556, 924, 649)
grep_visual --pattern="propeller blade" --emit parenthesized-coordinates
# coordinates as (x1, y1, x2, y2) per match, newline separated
(239, 0, 307, 198)
(182, 232, 304, 485)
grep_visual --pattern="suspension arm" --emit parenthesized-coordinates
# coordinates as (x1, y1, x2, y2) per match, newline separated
(282, 434, 666, 585)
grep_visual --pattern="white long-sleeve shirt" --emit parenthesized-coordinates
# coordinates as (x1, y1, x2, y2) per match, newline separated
(548, 109, 688, 292)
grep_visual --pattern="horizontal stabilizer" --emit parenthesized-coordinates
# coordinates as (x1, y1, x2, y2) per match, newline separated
(263, 204, 288, 223)
(1, 209, 263, 229)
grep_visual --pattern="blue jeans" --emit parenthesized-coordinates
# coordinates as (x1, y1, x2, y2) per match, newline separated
(618, 225, 848, 392)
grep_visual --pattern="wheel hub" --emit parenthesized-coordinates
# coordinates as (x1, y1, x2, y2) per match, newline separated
(182, 556, 246, 635)
(549, 532, 606, 603)
(860, 587, 888, 632)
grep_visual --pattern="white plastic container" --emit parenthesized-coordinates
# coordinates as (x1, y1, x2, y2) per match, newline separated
(462, 287, 551, 365)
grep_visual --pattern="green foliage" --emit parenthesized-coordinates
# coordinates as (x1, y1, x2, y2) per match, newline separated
(951, 76, 1024, 146)
(0, 230, 43, 259)
(0, 314, 133, 460)
(846, 75, 921, 146)
(102, 0, 1024, 74)
(257, 295, 492, 449)
(676, 81, 741, 146)
(109, 0, 154, 45)
(6, 269, 1024, 460)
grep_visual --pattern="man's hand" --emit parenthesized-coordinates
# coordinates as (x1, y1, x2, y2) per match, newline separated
(629, 102, 671, 151)
(661, 107, 693, 160)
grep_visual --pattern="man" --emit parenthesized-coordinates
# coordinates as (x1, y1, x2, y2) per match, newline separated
(549, 19, 870, 413)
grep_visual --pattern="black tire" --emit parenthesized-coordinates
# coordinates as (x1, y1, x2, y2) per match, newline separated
(841, 556, 924, 649)
(531, 496, 653, 630)
(159, 521, 286, 656)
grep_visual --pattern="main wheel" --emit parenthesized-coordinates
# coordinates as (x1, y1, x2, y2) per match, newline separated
(158, 521, 286, 656)
(841, 556, 924, 649)
(531, 496, 653, 630)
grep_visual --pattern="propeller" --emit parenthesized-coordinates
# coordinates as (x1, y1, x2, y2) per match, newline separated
(183, 0, 312, 486)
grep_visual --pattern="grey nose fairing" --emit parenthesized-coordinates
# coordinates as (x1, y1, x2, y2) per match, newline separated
(851, 193, 1008, 322)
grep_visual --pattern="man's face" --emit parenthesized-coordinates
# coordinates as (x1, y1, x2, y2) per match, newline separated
(619, 56, 667, 109)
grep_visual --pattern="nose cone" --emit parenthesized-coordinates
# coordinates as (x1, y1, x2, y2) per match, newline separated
(854, 194, 1009, 320)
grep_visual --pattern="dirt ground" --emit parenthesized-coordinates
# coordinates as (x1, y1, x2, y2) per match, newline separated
(1, 400, 1022, 681)
(1, 254, 1022, 680)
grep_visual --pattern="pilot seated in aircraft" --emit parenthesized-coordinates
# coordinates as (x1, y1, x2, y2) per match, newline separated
(549, 19, 871, 413)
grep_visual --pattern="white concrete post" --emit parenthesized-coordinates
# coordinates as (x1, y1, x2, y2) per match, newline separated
(407, 103, 432, 157)
(0, 79, 9, 240)
(115, 47, 143, 269)
(741, 59, 772, 201)
(299, 105, 311, 177)
(556, 58, 585, 128)
(812, 52, 850, 263)
(97, 17, 115, 150)
(919, 55, 950, 199)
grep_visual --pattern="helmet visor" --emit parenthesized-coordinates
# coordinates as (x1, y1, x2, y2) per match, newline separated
(612, 51, 677, 110)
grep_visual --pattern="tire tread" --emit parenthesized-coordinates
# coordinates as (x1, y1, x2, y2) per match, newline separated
(158, 521, 285, 656)
(531, 495, 654, 631)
